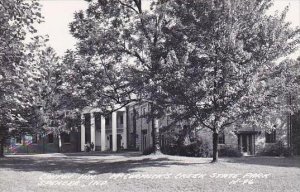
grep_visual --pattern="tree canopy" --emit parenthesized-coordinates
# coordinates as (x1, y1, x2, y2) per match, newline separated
(0, 0, 43, 156)
(69, 0, 300, 161)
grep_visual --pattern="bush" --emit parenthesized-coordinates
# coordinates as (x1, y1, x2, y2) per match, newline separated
(178, 141, 212, 157)
(142, 147, 155, 155)
(162, 139, 212, 157)
(161, 144, 177, 155)
(258, 140, 291, 157)
(219, 146, 242, 157)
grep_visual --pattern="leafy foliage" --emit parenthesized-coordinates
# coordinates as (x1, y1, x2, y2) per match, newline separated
(0, 0, 43, 156)
(257, 140, 291, 157)
(69, 0, 171, 152)
(68, 0, 300, 160)
(154, 0, 300, 161)
(219, 146, 243, 157)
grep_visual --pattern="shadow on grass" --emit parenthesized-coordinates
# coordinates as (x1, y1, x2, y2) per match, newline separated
(223, 156, 300, 168)
(62, 151, 142, 157)
(0, 153, 210, 175)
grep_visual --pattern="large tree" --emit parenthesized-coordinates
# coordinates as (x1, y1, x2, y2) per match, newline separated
(0, 0, 42, 157)
(69, 0, 299, 159)
(69, 0, 169, 152)
(155, 0, 300, 162)
(24, 44, 84, 152)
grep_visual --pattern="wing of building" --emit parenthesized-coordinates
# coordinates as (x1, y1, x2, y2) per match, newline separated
(4, 102, 300, 156)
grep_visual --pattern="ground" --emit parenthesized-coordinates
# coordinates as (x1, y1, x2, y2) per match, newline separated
(0, 152, 299, 192)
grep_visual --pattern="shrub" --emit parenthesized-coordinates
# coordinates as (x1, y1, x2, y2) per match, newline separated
(258, 140, 291, 157)
(161, 144, 177, 155)
(219, 146, 242, 157)
(179, 141, 212, 157)
(162, 139, 212, 157)
(142, 147, 155, 155)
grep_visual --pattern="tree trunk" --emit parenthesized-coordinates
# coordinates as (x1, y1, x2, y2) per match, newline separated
(212, 131, 219, 163)
(0, 139, 4, 157)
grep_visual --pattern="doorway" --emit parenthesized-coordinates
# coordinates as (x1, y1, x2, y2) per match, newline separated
(141, 130, 147, 151)
(238, 133, 255, 155)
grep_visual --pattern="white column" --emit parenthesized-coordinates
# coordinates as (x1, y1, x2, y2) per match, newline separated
(81, 114, 85, 151)
(112, 112, 117, 152)
(58, 134, 62, 152)
(123, 111, 127, 149)
(90, 112, 96, 150)
(101, 115, 106, 151)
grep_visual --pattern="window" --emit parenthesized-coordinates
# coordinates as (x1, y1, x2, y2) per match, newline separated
(120, 114, 123, 124)
(32, 135, 37, 144)
(95, 112, 101, 130)
(218, 132, 225, 144)
(63, 133, 70, 143)
(265, 130, 276, 143)
(143, 107, 146, 116)
(105, 117, 109, 125)
(16, 136, 22, 144)
(48, 133, 54, 143)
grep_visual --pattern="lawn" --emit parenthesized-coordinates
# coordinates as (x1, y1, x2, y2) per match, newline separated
(0, 152, 299, 192)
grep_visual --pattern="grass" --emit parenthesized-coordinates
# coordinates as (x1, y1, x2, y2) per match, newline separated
(0, 152, 299, 192)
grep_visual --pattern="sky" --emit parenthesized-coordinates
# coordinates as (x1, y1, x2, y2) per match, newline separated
(36, 0, 300, 57)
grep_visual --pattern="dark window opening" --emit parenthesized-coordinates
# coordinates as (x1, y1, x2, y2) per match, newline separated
(95, 112, 101, 130)
(120, 114, 123, 124)
(218, 132, 225, 144)
(266, 130, 276, 143)
(48, 133, 54, 143)
(32, 135, 37, 143)
(16, 136, 22, 144)
(84, 113, 91, 143)
(62, 133, 70, 143)
(105, 116, 109, 125)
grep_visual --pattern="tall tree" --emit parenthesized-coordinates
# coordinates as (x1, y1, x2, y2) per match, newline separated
(69, 0, 299, 159)
(25, 45, 84, 152)
(0, 0, 42, 157)
(69, 0, 169, 152)
(156, 0, 300, 162)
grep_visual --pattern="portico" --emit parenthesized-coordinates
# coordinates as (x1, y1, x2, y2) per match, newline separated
(81, 107, 127, 152)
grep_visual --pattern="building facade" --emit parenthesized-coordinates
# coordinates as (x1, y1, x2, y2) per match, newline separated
(5, 102, 300, 155)
(80, 102, 299, 156)
(80, 106, 127, 152)
(5, 131, 80, 154)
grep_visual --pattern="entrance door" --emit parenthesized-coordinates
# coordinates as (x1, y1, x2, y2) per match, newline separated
(241, 135, 248, 153)
(239, 134, 254, 155)
(141, 130, 147, 151)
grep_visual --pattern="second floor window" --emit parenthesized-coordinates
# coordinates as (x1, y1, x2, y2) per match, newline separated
(218, 132, 225, 144)
(105, 117, 109, 125)
(265, 130, 276, 143)
(120, 114, 123, 124)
